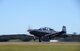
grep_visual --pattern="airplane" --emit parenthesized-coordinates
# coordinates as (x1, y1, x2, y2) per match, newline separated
(27, 26, 68, 42)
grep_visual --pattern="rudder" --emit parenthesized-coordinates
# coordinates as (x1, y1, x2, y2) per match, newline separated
(62, 26, 66, 34)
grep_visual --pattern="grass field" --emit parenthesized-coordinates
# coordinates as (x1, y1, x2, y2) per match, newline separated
(0, 42, 80, 51)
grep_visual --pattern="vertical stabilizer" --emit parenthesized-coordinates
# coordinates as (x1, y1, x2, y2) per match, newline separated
(62, 26, 66, 34)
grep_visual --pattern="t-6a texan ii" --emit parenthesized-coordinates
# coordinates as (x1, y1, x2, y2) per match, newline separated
(27, 26, 68, 42)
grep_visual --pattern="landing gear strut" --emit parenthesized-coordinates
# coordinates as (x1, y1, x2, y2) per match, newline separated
(39, 37, 41, 42)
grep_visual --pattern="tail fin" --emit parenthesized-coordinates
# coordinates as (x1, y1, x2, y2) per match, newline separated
(62, 26, 66, 34)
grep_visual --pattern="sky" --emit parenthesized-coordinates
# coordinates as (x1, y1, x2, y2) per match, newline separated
(0, 0, 80, 35)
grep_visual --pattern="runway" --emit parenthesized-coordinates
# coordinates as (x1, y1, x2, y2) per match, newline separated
(0, 42, 80, 45)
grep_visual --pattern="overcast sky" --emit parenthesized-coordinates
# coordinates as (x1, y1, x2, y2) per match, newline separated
(0, 0, 80, 35)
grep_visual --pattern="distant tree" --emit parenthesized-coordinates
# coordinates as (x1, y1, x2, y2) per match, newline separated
(0, 37, 10, 42)
(73, 32, 77, 35)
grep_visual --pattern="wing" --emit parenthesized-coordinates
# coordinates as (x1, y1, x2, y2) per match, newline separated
(44, 31, 67, 37)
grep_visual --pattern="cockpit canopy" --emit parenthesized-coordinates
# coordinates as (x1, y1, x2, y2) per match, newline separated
(39, 27, 54, 31)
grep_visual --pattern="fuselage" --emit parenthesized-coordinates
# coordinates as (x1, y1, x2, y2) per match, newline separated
(28, 27, 56, 37)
